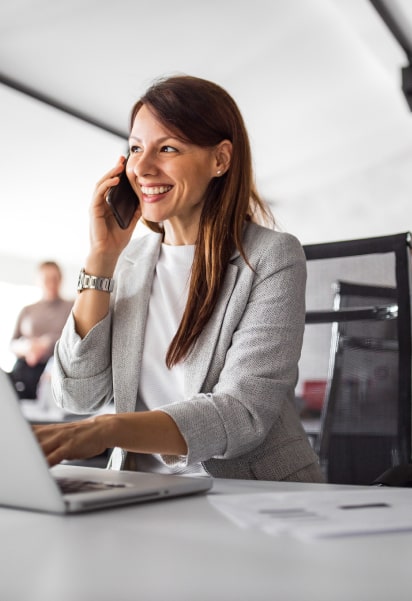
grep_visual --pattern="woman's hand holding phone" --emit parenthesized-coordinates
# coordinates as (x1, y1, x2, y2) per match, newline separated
(71, 157, 140, 341)
(88, 156, 141, 273)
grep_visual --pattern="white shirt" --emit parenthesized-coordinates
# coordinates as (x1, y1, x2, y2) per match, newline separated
(138, 243, 195, 409)
(135, 243, 206, 474)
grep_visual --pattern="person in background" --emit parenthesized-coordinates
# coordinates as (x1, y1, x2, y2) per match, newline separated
(34, 75, 323, 483)
(9, 261, 73, 399)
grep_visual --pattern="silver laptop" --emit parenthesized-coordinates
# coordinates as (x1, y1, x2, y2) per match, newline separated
(0, 369, 212, 514)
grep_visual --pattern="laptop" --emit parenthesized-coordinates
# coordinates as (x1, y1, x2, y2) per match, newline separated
(0, 369, 212, 514)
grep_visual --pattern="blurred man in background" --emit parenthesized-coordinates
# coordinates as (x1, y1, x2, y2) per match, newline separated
(9, 261, 73, 399)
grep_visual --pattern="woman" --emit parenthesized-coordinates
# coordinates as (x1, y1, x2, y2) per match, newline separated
(34, 75, 323, 482)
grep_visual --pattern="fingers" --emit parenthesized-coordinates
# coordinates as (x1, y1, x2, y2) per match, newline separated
(98, 155, 126, 184)
(33, 423, 75, 466)
(86, 155, 139, 266)
(90, 157, 127, 222)
(33, 420, 106, 468)
(95, 156, 127, 198)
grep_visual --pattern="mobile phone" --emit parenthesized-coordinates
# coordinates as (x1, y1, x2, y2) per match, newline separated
(106, 156, 139, 229)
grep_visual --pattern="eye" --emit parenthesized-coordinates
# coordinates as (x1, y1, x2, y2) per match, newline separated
(161, 145, 178, 153)
(129, 145, 142, 154)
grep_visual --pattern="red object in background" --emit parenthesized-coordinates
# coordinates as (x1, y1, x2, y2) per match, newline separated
(302, 380, 327, 411)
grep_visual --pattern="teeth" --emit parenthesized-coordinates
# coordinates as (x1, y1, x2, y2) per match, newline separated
(141, 185, 172, 195)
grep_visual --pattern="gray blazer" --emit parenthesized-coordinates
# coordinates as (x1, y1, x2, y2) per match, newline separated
(52, 222, 321, 481)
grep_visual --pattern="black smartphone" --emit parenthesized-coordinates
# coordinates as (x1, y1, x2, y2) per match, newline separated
(106, 155, 139, 229)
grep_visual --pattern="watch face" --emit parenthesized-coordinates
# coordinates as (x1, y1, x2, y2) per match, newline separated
(77, 270, 85, 291)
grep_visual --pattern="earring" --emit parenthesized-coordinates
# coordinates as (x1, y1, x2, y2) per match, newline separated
(217, 170, 222, 176)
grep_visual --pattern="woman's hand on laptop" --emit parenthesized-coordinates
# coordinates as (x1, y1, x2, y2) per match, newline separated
(32, 411, 188, 467)
(32, 415, 112, 467)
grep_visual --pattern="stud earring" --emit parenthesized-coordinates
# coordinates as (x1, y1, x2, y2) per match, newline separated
(217, 170, 222, 176)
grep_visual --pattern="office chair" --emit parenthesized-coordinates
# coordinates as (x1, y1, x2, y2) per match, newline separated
(303, 232, 412, 485)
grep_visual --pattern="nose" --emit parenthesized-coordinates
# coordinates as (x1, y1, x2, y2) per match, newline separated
(131, 149, 158, 178)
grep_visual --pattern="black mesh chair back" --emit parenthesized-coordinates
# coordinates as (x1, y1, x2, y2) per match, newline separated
(302, 232, 412, 485)
(321, 281, 398, 484)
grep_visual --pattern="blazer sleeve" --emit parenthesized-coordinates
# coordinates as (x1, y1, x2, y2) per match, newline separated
(159, 231, 307, 465)
(50, 233, 161, 415)
(51, 311, 114, 413)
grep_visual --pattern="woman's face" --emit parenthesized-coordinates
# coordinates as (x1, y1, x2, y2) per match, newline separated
(127, 104, 226, 244)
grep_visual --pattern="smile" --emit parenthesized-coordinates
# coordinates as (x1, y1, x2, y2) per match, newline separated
(141, 185, 173, 195)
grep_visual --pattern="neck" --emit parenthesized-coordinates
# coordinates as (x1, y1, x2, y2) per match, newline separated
(163, 220, 199, 246)
(43, 294, 60, 301)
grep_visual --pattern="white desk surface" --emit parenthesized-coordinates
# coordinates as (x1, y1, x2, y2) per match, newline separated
(1, 477, 411, 601)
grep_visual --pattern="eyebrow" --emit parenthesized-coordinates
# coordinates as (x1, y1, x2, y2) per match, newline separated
(128, 135, 179, 144)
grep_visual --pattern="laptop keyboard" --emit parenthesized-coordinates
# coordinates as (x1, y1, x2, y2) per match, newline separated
(56, 477, 127, 494)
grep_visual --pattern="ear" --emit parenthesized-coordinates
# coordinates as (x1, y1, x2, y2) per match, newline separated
(214, 140, 232, 177)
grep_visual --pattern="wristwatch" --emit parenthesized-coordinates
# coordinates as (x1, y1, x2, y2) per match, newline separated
(77, 268, 115, 293)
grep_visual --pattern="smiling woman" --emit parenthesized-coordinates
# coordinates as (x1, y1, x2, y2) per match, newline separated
(126, 103, 232, 246)
(32, 75, 323, 484)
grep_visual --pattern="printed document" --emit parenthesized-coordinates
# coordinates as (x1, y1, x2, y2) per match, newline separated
(209, 488, 412, 539)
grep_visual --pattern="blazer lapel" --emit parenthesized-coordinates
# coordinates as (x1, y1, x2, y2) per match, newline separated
(112, 233, 162, 413)
(184, 262, 238, 397)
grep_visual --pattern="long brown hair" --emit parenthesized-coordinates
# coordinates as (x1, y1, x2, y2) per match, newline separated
(130, 75, 273, 367)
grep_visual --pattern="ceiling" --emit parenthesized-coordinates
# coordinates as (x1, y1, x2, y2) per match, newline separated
(1, 0, 412, 283)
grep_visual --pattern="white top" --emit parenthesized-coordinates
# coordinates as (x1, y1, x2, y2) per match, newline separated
(136, 243, 205, 474)
(138, 243, 195, 409)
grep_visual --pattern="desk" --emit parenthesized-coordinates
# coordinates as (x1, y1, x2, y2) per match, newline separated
(0, 478, 410, 601)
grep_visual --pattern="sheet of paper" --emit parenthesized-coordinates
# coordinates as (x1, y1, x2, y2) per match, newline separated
(209, 487, 412, 539)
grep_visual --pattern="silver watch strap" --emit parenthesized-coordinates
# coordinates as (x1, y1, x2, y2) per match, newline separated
(77, 269, 115, 293)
